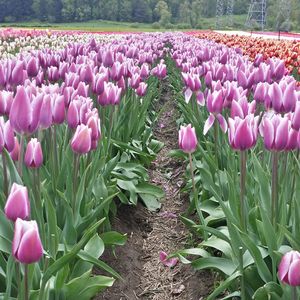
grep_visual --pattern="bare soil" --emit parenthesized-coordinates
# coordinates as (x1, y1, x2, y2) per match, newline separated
(96, 82, 214, 300)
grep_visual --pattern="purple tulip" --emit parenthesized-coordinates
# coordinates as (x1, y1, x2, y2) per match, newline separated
(136, 82, 148, 97)
(27, 57, 39, 77)
(5, 183, 30, 222)
(102, 50, 114, 68)
(261, 115, 289, 151)
(228, 114, 258, 151)
(52, 95, 65, 124)
(10, 137, 20, 161)
(0, 118, 15, 152)
(67, 101, 80, 129)
(98, 82, 122, 106)
(278, 250, 300, 286)
(9, 87, 42, 135)
(231, 97, 256, 119)
(71, 124, 92, 154)
(24, 138, 43, 168)
(11, 61, 24, 86)
(39, 95, 52, 129)
(12, 218, 43, 264)
(292, 102, 300, 130)
(178, 124, 198, 153)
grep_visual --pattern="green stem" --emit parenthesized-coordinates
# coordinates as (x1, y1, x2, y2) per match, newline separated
(72, 154, 80, 216)
(33, 169, 46, 249)
(106, 106, 115, 159)
(18, 135, 25, 177)
(239, 247, 246, 300)
(271, 151, 279, 228)
(292, 286, 297, 300)
(213, 119, 219, 167)
(240, 151, 247, 231)
(16, 263, 21, 300)
(2, 154, 8, 198)
(189, 153, 207, 241)
(24, 264, 28, 300)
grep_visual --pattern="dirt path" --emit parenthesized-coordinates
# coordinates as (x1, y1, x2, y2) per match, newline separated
(97, 81, 213, 300)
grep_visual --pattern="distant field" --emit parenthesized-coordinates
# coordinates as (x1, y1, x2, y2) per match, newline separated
(0, 20, 161, 32)
(0, 15, 249, 32)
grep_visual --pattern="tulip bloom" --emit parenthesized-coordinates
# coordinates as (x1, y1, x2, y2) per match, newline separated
(178, 124, 198, 153)
(228, 114, 258, 151)
(9, 87, 42, 135)
(5, 183, 30, 222)
(278, 250, 300, 286)
(12, 218, 43, 264)
(24, 138, 43, 168)
(261, 115, 289, 151)
(203, 90, 228, 135)
(71, 124, 92, 154)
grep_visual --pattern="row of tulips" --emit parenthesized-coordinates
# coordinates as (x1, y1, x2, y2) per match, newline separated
(0, 28, 123, 59)
(192, 31, 300, 76)
(165, 32, 300, 299)
(0, 32, 167, 299)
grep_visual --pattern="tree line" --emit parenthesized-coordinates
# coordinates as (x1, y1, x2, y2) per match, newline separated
(0, 0, 299, 30)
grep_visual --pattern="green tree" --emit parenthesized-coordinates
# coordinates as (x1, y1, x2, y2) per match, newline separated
(155, 0, 171, 25)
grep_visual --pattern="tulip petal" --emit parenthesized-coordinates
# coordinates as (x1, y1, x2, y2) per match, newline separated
(203, 114, 215, 135)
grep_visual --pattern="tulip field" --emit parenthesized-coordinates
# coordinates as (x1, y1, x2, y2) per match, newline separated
(0, 27, 300, 300)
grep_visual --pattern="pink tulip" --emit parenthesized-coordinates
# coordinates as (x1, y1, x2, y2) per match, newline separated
(71, 124, 92, 154)
(278, 250, 300, 286)
(24, 138, 43, 168)
(228, 114, 258, 151)
(179, 124, 198, 153)
(5, 183, 30, 222)
(159, 251, 178, 268)
(12, 218, 43, 264)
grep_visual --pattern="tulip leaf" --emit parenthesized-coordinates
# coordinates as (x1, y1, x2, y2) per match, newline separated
(192, 257, 237, 276)
(3, 149, 22, 185)
(63, 271, 114, 300)
(207, 271, 241, 300)
(41, 218, 105, 285)
(253, 282, 283, 300)
(84, 234, 104, 258)
(100, 231, 127, 246)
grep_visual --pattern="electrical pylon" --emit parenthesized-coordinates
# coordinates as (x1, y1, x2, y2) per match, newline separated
(245, 0, 267, 31)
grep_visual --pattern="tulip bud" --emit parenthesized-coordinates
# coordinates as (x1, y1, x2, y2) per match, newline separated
(24, 138, 43, 168)
(71, 124, 92, 154)
(5, 183, 30, 222)
(178, 124, 198, 153)
(12, 218, 43, 264)
(278, 250, 300, 286)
